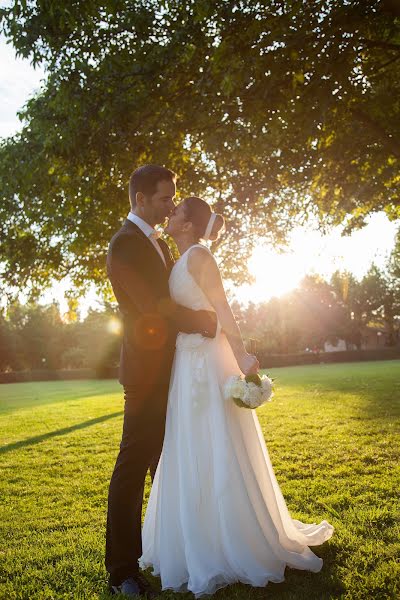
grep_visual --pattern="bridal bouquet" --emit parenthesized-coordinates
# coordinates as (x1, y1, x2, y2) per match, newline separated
(224, 373, 274, 409)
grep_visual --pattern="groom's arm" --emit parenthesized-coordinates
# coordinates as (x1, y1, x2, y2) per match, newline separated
(109, 235, 160, 314)
(159, 299, 217, 338)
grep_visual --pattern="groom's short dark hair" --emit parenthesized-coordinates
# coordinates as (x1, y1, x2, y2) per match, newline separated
(129, 165, 176, 207)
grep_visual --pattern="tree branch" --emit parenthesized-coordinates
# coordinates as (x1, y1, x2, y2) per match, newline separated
(351, 108, 400, 159)
(359, 38, 400, 52)
(370, 53, 400, 76)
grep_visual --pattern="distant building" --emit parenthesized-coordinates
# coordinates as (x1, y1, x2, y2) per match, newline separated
(323, 325, 397, 352)
(360, 326, 391, 349)
(324, 339, 349, 352)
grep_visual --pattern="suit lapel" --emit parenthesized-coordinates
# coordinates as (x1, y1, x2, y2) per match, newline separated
(158, 238, 175, 272)
(123, 219, 169, 279)
(123, 220, 167, 274)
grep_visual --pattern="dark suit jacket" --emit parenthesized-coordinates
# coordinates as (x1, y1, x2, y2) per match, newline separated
(107, 219, 216, 389)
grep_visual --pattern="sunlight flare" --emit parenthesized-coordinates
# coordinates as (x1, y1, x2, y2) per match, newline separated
(107, 316, 122, 335)
(247, 247, 307, 300)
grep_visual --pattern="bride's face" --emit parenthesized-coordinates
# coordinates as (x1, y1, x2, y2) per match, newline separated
(165, 202, 190, 237)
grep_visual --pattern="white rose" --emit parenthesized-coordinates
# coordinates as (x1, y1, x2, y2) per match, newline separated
(247, 383, 262, 408)
(240, 383, 258, 408)
(260, 376, 273, 402)
(224, 376, 242, 400)
(242, 386, 251, 405)
(231, 380, 246, 400)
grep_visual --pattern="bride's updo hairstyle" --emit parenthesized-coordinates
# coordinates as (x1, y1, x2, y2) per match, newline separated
(183, 197, 225, 242)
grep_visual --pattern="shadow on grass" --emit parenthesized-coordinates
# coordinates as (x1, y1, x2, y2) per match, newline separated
(0, 379, 120, 415)
(0, 411, 123, 454)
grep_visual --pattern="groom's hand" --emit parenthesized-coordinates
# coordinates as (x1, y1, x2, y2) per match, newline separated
(160, 300, 217, 337)
(196, 310, 218, 338)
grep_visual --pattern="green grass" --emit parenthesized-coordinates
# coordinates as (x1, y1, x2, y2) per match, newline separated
(0, 361, 399, 599)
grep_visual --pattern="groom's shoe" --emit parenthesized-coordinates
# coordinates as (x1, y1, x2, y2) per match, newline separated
(109, 574, 158, 598)
(109, 576, 140, 597)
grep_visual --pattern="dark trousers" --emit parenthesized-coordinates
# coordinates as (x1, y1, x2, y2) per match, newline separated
(105, 382, 169, 586)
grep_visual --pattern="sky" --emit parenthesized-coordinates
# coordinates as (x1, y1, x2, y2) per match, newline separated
(239, 213, 397, 304)
(1, 32, 398, 317)
(0, 34, 45, 138)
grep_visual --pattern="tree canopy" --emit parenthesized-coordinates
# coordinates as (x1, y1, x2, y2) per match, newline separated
(1, 0, 399, 294)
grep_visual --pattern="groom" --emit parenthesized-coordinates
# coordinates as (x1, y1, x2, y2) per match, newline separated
(105, 165, 217, 597)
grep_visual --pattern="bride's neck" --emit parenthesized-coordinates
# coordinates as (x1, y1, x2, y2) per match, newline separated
(174, 234, 198, 256)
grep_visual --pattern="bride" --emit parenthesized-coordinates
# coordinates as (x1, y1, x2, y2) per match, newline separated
(140, 196, 334, 596)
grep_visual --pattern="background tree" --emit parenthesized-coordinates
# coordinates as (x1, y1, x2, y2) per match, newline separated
(230, 277, 346, 354)
(329, 257, 400, 348)
(0, 0, 399, 295)
(0, 300, 121, 372)
(75, 305, 121, 373)
(292, 275, 346, 351)
(375, 228, 400, 344)
(330, 270, 374, 349)
(6, 301, 65, 369)
(0, 310, 16, 371)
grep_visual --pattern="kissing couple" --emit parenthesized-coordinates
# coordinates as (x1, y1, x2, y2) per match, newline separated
(105, 165, 334, 597)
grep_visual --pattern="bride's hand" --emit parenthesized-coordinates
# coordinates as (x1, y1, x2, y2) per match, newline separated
(237, 352, 259, 376)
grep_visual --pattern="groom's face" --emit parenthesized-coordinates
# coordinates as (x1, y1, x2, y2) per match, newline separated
(141, 179, 176, 226)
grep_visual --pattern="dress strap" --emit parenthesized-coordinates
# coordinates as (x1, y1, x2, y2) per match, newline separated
(184, 244, 221, 334)
(185, 243, 212, 260)
(192, 243, 211, 251)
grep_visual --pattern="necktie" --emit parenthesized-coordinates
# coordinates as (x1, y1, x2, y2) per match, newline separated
(149, 230, 166, 266)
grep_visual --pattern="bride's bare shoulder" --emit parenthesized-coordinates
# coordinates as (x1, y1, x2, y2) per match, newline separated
(187, 245, 217, 277)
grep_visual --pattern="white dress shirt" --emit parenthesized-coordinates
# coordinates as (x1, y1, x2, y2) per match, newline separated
(127, 212, 166, 267)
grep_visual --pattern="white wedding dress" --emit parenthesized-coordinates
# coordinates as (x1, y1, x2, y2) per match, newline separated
(139, 244, 334, 596)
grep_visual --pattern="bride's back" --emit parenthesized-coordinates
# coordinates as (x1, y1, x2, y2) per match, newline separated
(169, 244, 214, 312)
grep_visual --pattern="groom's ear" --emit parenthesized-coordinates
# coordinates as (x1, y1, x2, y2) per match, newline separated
(135, 191, 145, 208)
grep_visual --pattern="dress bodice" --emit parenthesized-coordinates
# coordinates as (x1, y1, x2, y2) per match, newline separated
(169, 244, 214, 312)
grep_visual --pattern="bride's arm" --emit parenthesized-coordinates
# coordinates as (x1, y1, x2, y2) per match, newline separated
(188, 247, 259, 376)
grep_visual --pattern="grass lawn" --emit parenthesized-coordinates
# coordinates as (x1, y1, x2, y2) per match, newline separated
(0, 361, 399, 599)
